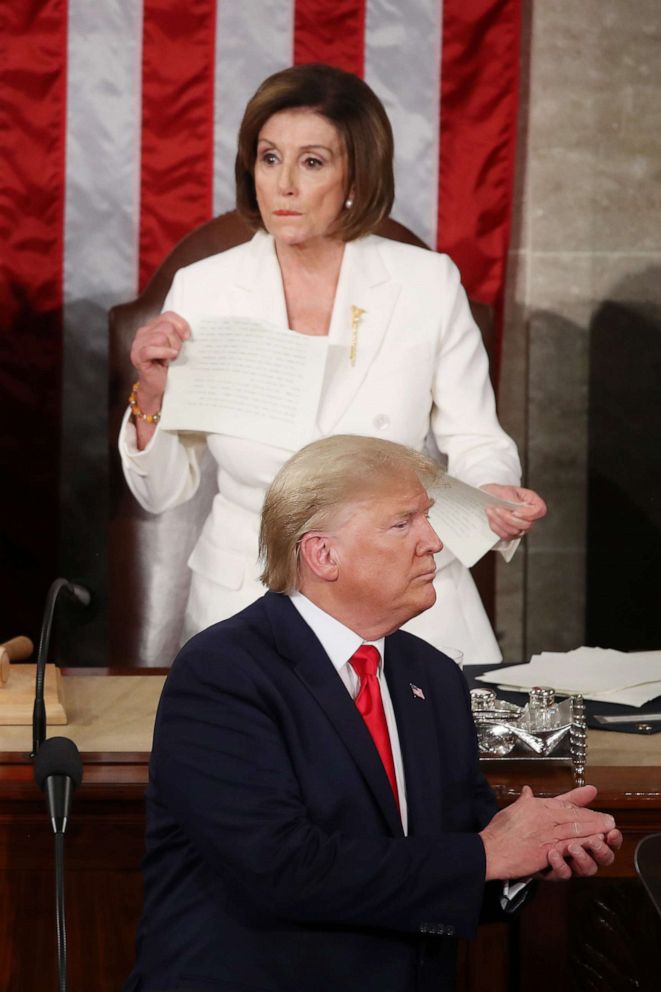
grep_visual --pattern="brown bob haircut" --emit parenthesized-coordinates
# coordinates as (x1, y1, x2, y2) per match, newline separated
(235, 63, 394, 242)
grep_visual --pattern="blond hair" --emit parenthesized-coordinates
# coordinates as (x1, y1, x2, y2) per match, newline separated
(259, 435, 441, 593)
(235, 63, 394, 242)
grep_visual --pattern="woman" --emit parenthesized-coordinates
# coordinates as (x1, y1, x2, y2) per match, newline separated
(119, 63, 545, 664)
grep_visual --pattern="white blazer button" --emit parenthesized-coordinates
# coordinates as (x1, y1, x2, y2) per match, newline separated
(373, 414, 390, 430)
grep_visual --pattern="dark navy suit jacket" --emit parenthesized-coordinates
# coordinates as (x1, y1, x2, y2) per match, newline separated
(125, 592, 498, 992)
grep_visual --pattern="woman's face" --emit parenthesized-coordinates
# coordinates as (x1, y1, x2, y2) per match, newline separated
(254, 108, 350, 249)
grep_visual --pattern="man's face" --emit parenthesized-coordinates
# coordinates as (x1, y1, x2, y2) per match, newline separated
(329, 477, 443, 636)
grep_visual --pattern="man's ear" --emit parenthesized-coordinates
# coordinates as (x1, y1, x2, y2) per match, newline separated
(298, 532, 339, 582)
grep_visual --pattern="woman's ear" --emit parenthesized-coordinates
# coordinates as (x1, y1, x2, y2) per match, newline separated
(298, 532, 339, 582)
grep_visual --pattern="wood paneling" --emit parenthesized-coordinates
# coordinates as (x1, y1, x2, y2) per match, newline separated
(3, 751, 661, 991)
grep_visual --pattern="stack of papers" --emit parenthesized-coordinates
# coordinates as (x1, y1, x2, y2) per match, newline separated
(476, 647, 661, 707)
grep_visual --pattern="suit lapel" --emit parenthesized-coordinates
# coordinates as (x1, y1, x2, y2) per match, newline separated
(317, 236, 401, 434)
(384, 635, 444, 837)
(230, 230, 289, 328)
(264, 593, 403, 837)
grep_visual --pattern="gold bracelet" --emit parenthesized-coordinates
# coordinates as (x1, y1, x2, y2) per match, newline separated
(128, 381, 161, 425)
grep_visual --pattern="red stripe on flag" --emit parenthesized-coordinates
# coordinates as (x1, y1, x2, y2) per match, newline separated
(437, 0, 521, 312)
(139, 0, 217, 290)
(0, 0, 68, 640)
(294, 0, 366, 76)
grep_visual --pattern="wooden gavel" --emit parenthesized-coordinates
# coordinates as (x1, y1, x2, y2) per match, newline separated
(0, 636, 34, 686)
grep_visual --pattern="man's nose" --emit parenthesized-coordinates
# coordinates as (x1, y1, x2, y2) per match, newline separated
(418, 517, 443, 555)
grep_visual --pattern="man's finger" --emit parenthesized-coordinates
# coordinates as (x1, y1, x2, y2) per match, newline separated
(566, 844, 598, 876)
(605, 828, 623, 850)
(554, 814, 615, 842)
(552, 784, 598, 807)
(554, 806, 614, 828)
(545, 849, 572, 881)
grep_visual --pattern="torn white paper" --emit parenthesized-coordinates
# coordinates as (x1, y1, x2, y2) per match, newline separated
(159, 316, 328, 451)
(429, 475, 521, 568)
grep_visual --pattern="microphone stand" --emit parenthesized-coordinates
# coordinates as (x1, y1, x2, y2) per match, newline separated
(32, 578, 91, 757)
(30, 577, 89, 990)
(54, 830, 68, 992)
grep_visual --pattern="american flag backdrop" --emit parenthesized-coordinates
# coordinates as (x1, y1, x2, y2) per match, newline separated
(1, 0, 521, 659)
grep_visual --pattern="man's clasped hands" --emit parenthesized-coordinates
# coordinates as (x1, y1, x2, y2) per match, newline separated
(480, 784, 622, 882)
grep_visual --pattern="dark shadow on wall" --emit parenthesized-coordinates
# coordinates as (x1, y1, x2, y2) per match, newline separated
(0, 285, 109, 666)
(57, 297, 110, 666)
(0, 287, 61, 650)
(586, 269, 661, 650)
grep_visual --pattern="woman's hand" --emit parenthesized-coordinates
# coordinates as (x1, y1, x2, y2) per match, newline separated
(479, 484, 547, 542)
(129, 311, 190, 449)
(130, 310, 191, 408)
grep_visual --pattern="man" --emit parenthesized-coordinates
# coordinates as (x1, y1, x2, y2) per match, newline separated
(125, 435, 620, 992)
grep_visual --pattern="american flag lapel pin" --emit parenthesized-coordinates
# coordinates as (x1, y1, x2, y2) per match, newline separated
(410, 683, 425, 700)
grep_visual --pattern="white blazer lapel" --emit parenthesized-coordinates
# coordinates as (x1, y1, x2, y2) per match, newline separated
(230, 230, 289, 328)
(317, 236, 401, 435)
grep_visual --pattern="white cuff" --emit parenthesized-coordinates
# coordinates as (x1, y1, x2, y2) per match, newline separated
(118, 406, 162, 471)
(500, 876, 533, 912)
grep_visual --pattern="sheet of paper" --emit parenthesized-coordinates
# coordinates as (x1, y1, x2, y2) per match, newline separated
(494, 682, 661, 708)
(428, 475, 520, 568)
(585, 683, 661, 707)
(159, 316, 329, 451)
(476, 647, 661, 707)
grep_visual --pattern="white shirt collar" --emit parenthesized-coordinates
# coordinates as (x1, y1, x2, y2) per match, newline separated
(289, 592, 385, 674)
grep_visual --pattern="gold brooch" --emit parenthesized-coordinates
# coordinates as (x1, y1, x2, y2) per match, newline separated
(350, 306, 366, 367)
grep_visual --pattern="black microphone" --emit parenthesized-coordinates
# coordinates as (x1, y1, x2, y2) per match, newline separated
(34, 736, 83, 833)
(34, 737, 83, 992)
(32, 578, 91, 757)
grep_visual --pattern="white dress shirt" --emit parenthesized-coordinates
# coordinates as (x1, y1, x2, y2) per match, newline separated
(290, 592, 409, 834)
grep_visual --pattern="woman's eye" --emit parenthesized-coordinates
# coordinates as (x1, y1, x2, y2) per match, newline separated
(303, 156, 324, 169)
(260, 151, 278, 165)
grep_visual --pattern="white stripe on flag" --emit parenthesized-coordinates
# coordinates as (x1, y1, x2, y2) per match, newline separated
(213, 1, 295, 217)
(61, 0, 144, 647)
(364, 0, 442, 248)
(64, 0, 143, 307)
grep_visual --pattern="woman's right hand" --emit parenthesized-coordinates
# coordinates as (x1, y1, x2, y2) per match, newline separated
(130, 310, 191, 407)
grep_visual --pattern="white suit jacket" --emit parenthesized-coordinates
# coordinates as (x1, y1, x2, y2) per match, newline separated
(120, 231, 521, 663)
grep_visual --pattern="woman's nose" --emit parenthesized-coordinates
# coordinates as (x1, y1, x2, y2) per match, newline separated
(277, 162, 296, 195)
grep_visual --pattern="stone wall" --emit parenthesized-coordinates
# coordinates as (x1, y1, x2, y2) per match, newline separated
(497, 1, 661, 661)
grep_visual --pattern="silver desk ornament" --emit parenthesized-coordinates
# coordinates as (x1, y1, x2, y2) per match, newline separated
(470, 685, 587, 782)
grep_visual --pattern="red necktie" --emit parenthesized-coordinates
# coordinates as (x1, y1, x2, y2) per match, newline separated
(349, 645, 400, 809)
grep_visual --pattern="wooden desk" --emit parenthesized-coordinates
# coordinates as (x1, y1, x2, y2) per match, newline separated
(2, 670, 661, 991)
